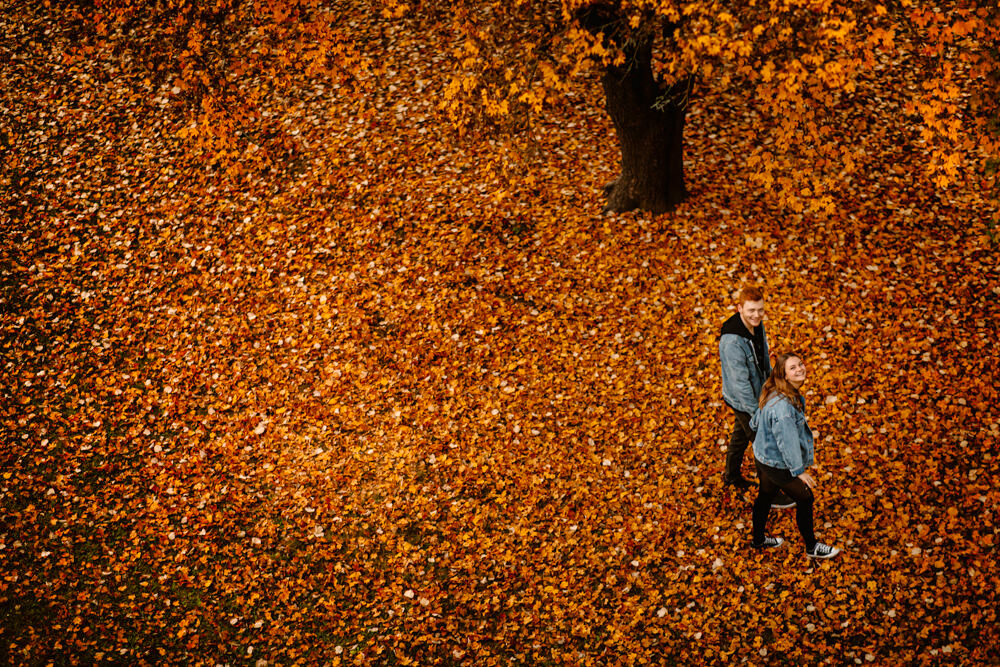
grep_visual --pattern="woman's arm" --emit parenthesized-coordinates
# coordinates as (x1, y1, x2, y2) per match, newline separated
(772, 400, 807, 475)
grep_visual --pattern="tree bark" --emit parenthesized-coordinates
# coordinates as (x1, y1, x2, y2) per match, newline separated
(601, 40, 689, 214)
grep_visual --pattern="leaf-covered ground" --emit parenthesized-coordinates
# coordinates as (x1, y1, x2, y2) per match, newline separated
(3, 4, 999, 666)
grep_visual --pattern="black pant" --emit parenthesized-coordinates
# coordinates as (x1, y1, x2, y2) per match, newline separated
(724, 409, 754, 482)
(752, 460, 816, 549)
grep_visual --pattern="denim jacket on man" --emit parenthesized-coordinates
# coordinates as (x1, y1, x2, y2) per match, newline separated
(719, 314, 771, 416)
(749, 394, 814, 477)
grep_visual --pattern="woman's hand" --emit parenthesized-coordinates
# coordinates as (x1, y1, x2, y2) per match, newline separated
(798, 472, 816, 489)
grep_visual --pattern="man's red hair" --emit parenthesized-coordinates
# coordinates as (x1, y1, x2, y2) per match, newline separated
(737, 286, 764, 304)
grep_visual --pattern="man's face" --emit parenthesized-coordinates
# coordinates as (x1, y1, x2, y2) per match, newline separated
(738, 299, 765, 330)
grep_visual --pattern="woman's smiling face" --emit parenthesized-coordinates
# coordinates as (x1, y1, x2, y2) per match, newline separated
(785, 356, 807, 386)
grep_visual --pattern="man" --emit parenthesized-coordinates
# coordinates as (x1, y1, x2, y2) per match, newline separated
(719, 286, 772, 489)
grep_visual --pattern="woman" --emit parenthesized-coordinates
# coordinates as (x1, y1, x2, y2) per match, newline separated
(749, 352, 840, 559)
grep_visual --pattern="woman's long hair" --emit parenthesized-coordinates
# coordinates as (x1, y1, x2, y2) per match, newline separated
(758, 352, 805, 411)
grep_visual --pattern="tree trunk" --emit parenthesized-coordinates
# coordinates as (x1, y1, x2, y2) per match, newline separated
(601, 40, 689, 214)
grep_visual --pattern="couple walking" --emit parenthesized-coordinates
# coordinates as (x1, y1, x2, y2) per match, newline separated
(719, 286, 840, 559)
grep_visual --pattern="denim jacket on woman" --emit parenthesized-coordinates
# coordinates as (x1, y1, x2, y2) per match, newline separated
(749, 393, 814, 477)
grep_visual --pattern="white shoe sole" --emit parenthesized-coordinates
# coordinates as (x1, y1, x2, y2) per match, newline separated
(807, 548, 841, 559)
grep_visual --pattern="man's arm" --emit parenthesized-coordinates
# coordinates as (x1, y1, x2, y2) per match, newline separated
(720, 335, 758, 415)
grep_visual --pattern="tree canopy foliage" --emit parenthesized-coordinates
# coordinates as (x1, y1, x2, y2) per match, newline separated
(426, 0, 1000, 211)
(56, 0, 1000, 212)
(69, 0, 1000, 213)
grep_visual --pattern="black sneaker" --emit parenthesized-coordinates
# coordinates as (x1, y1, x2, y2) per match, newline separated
(752, 536, 785, 550)
(771, 492, 796, 509)
(724, 477, 756, 490)
(806, 542, 841, 559)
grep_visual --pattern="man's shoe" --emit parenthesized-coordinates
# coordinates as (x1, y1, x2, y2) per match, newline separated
(806, 542, 841, 559)
(724, 477, 756, 490)
(771, 491, 796, 509)
(752, 536, 785, 550)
